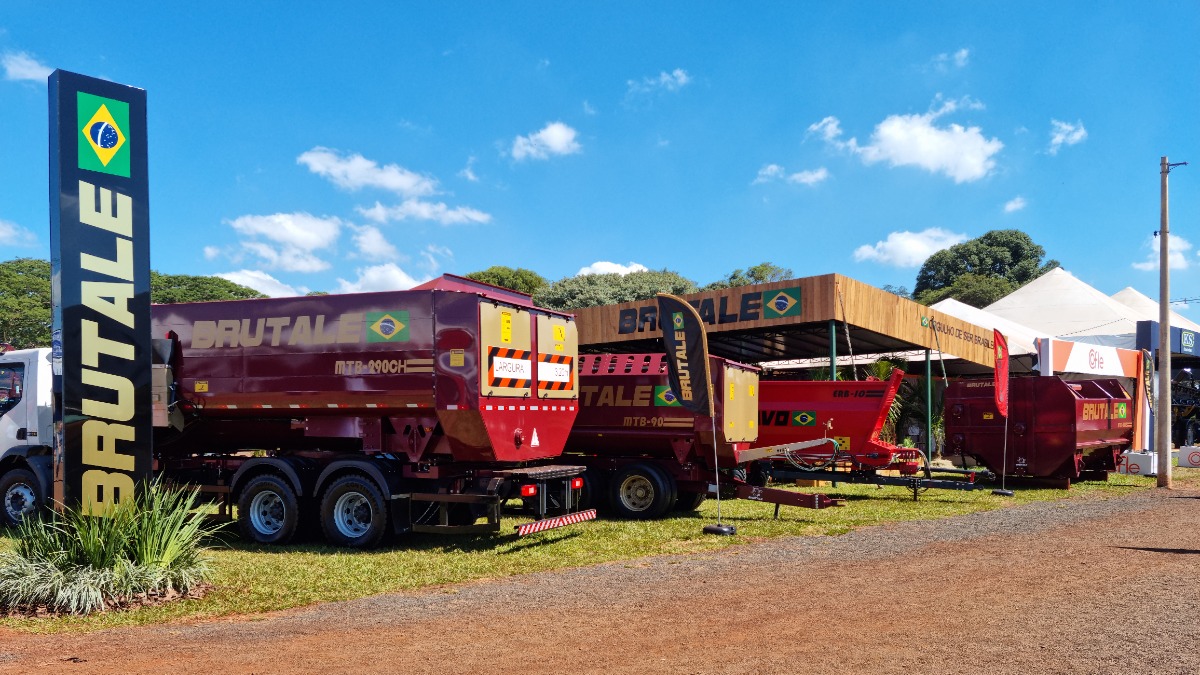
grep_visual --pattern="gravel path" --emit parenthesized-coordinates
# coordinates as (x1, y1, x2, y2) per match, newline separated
(2, 488, 1198, 674)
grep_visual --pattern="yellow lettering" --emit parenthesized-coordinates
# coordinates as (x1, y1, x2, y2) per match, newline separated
(314, 315, 338, 345)
(266, 317, 290, 346)
(240, 318, 265, 347)
(337, 313, 363, 343)
(597, 386, 615, 407)
(81, 319, 134, 367)
(77, 180, 132, 237)
(579, 385, 599, 406)
(82, 420, 136, 471)
(82, 281, 135, 328)
(216, 319, 241, 348)
(81, 470, 136, 515)
(633, 385, 652, 406)
(192, 321, 217, 349)
(80, 237, 133, 281)
(290, 315, 313, 345)
(82, 368, 134, 421)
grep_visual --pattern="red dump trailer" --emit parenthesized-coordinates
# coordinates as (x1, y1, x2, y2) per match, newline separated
(750, 370, 989, 497)
(944, 376, 1134, 481)
(146, 280, 592, 546)
(565, 353, 841, 519)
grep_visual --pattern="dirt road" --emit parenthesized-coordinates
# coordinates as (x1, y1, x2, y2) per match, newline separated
(2, 489, 1198, 674)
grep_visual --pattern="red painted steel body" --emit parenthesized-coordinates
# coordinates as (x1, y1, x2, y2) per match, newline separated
(945, 377, 1134, 479)
(150, 288, 577, 464)
(752, 369, 918, 473)
(568, 353, 755, 470)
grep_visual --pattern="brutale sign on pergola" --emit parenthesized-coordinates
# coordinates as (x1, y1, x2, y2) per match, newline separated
(48, 70, 153, 514)
(575, 274, 998, 369)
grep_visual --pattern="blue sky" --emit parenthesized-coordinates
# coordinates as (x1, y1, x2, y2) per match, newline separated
(1, 2, 1197, 308)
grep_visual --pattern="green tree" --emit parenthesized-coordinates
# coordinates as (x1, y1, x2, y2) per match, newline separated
(0, 258, 53, 348)
(465, 266, 549, 296)
(913, 229, 1059, 307)
(533, 269, 698, 311)
(701, 262, 793, 291)
(880, 284, 911, 299)
(150, 271, 266, 304)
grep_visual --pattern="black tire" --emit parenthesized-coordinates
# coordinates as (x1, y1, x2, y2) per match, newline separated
(673, 491, 707, 512)
(579, 469, 607, 511)
(237, 474, 300, 545)
(608, 462, 676, 520)
(0, 468, 43, 528)
(320, 474, 389, 548)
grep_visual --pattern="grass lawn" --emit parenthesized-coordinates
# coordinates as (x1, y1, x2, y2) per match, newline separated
(4, 466, 1198, 633)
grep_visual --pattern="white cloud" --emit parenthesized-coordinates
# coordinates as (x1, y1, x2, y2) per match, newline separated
(577, 261, 649, 276)
(336, 263, 427, 293)
(215, 270, 300, 298)
(203, 246, 221, 260)
(627, 68, 692, 96)
(240, 241, 329, 273)
(0, 218, 38, 247)
(1004, 196, 1027, 213)
(931, 48, 970, 71)
(1048, 119, 1087, 155)
(2, 51, 52, 82)
(228, 212, 341, 251)
(297, 147, 437, 197)
(511, 122, 581, 161)
(583, 100, 598, 116)
(350, 224, 399, 262)
(853, 228, 969, 267)
(420, 244, 452, 273)
(787, 167, 829, 186)
(225, 212, 341, 272)
(810, 98, 1003, 183)
(458, 156, 478, 182)
(753, 164, 828, 186)
(357, 199, 491, 225)
(1132, 234, 1192, 271)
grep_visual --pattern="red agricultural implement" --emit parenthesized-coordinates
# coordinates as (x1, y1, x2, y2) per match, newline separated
(751, 369, 991, 499)
(944, 376, 1134, 483)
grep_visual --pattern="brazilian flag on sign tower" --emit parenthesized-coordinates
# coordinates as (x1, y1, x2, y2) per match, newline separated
(656, 294, 713, 416)
(78, 92, 131, 177)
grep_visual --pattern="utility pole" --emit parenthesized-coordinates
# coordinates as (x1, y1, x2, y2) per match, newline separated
(1157, 156, 1187, 488)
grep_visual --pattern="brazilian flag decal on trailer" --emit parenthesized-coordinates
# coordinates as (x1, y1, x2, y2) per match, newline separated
(78, 92, 131, 177)
(367, 311, 409, 342)
(762, 287, 801, 319)
(792, 410, 816, 426)
(654, 386, 682, 407)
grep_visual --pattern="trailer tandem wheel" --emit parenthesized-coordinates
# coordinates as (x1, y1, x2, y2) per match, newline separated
(673, 491, 706, 512)
(0, 467, 42, 527)
(320, 474, 389, 548)
(237, 474, 300, 545)
(609, 462, 676, 520)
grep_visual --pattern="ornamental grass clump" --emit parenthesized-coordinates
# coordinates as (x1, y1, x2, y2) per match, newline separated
(0, 480, 223, 615)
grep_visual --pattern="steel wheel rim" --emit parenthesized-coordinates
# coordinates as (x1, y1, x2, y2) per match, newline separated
(249, 490, 285, 535)
(4, 482, 35, 521)
(618, 475, 654, 512)
(333, 491, 373, 538)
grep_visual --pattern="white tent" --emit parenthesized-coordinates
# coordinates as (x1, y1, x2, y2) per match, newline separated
(1110, 287, 1200, 332)
(928, 298, 1042, 355)
(984, 268, 1142, 349)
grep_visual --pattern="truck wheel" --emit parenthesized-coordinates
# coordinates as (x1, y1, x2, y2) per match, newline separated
(0, 468, 43, 527)
(608, 463, 676, 520)
(673, 491, 706, 512)
(320, 475, 388, 548)
(237, 474, 299, 545)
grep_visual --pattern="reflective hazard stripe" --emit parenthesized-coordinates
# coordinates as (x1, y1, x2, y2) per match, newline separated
(488, 346, 532, 388)
(536, 353, 575, 391)
(515, 509, 597, 536)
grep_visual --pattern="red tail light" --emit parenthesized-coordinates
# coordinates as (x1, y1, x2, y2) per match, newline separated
(570, 477, 584, 490)
(520, 484, 538, 498)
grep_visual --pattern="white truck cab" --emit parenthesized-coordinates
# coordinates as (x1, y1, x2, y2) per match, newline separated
(0, 348, 54, 526)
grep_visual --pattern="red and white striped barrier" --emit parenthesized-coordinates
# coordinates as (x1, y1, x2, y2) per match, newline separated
(515, 509, 597, 536)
